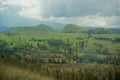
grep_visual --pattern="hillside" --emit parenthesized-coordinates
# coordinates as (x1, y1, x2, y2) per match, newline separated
(62, 24, 89, 33)
(8, 24, 54, 33)
(88, 28, 120, 34)
(0, 29, 120, 80)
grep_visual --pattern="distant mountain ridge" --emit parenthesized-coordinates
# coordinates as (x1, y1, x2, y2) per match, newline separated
(1, 24, 120, 34)
(0, 26, 10, 32)
(88, 28, 120, 34)
(8, 24, 54, 33)
(62, 24, 89, 33)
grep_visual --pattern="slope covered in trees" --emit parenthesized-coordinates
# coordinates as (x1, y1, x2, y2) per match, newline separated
(62, 24, 89, 33)
(88, 28, 120, 34)
(8, 24, 54, 33)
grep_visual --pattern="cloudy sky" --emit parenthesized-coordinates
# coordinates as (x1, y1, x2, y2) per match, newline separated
(0, 0, 120, 28)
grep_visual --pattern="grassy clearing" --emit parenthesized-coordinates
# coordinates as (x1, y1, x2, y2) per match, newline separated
(0, 63, 54, 80)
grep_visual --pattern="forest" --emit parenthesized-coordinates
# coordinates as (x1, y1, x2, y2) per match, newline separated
(0, 24, 120, 80)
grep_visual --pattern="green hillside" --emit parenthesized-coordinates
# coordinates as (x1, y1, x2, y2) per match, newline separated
(88, 28, 120, 34)
(0, 27, 120, 80)
(8, 24, 54, 33)
(62, 24, 89, 33)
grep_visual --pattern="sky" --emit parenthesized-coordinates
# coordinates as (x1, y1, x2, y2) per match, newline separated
(0, 0, 120, 28)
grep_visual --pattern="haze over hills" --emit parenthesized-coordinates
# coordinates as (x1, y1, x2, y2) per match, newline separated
(0, 26, 10, 32)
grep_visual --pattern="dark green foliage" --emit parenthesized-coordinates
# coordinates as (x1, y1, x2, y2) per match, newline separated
(94, 37, 113, 41)
(0, 39, 8, 53)
(114, 37, 120, 42)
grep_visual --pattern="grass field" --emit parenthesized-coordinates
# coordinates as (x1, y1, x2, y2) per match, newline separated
(0, 62, 54, 80)
(0, 31, 120, 80)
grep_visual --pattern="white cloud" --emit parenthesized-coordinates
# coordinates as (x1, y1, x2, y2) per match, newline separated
(7, 0, 35, 7)
(6, 0, 42, 19)
(49, 15, 119, 28)
(0, 0, 8, 11)
(0, 7, 7, 11)
(18, 5, 42, 20)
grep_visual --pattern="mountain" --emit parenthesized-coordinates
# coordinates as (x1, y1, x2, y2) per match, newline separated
(62, 24, 89, 33)
(0, 26, 10, 32)
(8, 24, 54, 33)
